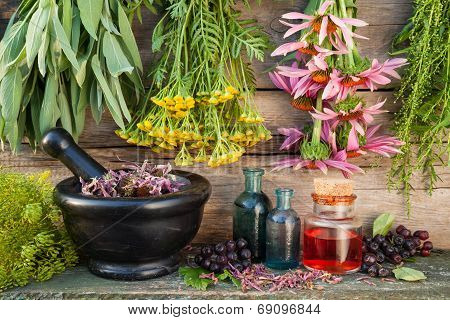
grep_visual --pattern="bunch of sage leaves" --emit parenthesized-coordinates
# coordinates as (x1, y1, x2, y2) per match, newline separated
(0, 0, 144, 152)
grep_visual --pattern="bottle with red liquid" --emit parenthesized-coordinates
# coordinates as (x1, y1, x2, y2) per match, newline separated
(303, 179, 362, 274)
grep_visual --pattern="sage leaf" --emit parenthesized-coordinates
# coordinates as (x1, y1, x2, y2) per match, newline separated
(112, 76, 131, 122)
(102, 32, 134, 77)
(393, 267, 427, 281)
(38, 28, 49, 77)
(78, 0, 103, 40)
(30, 87, 43, 142)
(90, 81, 103, 124)
(71, 7, 81, 49)
(58, 91, 73, 135)
(1, 22, 27, 66)
(51, 11, 80, 70)
(62, 0, 73, 38)
(0, 67, 22, 122)
(372, 213, 395, 237)
(26, 6, 50, 68)
(118, 4, 143, 72)
(91, 54, 124, 130)
(39, 76, 58, 134)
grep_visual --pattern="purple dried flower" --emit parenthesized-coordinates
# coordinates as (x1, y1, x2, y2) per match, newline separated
(80, 161, 185, 198)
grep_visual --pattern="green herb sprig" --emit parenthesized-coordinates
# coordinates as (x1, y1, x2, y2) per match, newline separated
(0, 0, 144, 152)
(389, 0, 449, 214)
(0, 170, 78, 292)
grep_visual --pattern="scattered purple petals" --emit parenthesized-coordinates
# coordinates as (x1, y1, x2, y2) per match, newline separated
(80, 161, 185, 198)
(228, 264, 342, 293)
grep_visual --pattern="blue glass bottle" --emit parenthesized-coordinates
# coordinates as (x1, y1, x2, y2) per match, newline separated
(233, 168, 272, 262)
(265, 188, 300, 269)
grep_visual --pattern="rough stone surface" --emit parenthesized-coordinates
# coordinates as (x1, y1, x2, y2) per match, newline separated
(1, 251, 449, 300)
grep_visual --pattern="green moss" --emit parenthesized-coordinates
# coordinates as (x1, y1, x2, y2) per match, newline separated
(0, 170, 78, 292)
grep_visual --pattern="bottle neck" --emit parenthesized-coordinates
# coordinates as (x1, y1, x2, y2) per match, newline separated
(313, 202, 355, 218)
(244, 174, 262, 193)
(275, 188, 294, 210)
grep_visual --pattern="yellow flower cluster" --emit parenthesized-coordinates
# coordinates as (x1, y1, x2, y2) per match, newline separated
(208, 149, 244, 167)
(238, 113, 265, 124)
(151, 95, 196, 119)
(196, 86, 240, 106)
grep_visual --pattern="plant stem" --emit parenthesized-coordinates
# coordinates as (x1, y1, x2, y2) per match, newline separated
(312, 90, 323, 145)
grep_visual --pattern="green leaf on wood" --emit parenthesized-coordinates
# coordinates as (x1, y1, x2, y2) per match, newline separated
(26, 6, 50, 68)
(118, 4, 143, 72)
(373, 213, 395, 237)
(78, 0, 103, 40)
(217, 269, 241, 288)
(102, 32, 134, 77)
(0, 67, 22, 123)
(393, 267, 427, 281)
(179, 267, 213, 291)
(90, 54, 124, 130)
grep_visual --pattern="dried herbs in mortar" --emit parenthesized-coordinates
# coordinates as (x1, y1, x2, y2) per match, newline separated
(0, 170, 78, 292)
(0, 0, 144, 152)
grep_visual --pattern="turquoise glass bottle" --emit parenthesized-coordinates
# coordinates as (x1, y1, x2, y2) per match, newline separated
(233, 168, 272, 262)
(265, 188, 300, 269)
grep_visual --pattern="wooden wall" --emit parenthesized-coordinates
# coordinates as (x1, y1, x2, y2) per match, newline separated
(1, 0, 449, 248)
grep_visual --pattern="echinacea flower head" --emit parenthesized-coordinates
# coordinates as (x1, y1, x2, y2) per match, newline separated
(279, 0, 368, 50)
(345, 124, 404, 158)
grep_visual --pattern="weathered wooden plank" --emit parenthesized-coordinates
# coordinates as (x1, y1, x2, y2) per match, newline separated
(1, 148, 449, 248)
(2, 250, 449, 300)
(0, 0, 412, 88)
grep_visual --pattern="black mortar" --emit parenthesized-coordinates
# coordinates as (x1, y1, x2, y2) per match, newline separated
(42, 128, 211, 280)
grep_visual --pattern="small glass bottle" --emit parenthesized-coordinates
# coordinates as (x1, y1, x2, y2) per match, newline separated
(303, 191, 362, 274)
(265, 188, 300, 270)
(233, 168, 272, 262)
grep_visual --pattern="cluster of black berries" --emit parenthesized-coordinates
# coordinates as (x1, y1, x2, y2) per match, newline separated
(194, 239, 252, 273)
(361, 225, 433, 277)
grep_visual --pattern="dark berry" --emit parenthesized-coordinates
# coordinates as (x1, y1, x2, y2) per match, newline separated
(403, 239, 415, 251)
(362, 243, 367, 254)
(232, 261, 244, 272)
(400, 228, 411, 238)
(225, 240, 236, 252)
(227, 251, 238, 262)
(360, 263, 370, 273)
(367, 265, 378, 277)
(378, 267, 390, 278)
(400, 250, 410, 259)
(422, 241, 433, 251)
(216, 255, 228, 265)
(209, 263, 220, 273)
(409, 249, 417, 256)
(373, 235, 385, 244)
(241, 259, 252, 269)
(236, 238, 248, 250)
(380, 241, 389, 249)
(386, 231, 394, 241)
(201, 245, 213, 257)
(363, 235, 373, 243)
(214, 243, 226, 255)
(415, 230, 429, 241)
(239, 248, 252, 260)
(363, 253, 377, 266)
(391, 254, 402, 264)
(393, 246, 400, 254)
(412, 237, 422, 247)
(201, 258, 211, 269)
(421, 249, 431, 257)
(368, 241, 379, 253)
(194, 254, 203, 266)
(394, 235, 405, 246)
(376, 251, 385, 263)
(384, 245, 395, 256)
(396, 225, 406, 234)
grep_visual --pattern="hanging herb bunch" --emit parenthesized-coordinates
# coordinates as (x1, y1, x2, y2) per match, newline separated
(117, 0, 272, 167)
(0, 0, 144, 153)
(270, 0, 406, 177)
(388, 0, 449, 212)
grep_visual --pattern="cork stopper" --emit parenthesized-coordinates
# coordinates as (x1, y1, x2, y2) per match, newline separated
(314, 178, 354, 196)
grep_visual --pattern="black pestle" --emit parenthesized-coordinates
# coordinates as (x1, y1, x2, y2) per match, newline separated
(41, 128, 108, 181)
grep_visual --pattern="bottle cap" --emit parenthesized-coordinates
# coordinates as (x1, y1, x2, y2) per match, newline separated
(313, 178, 354, 197)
